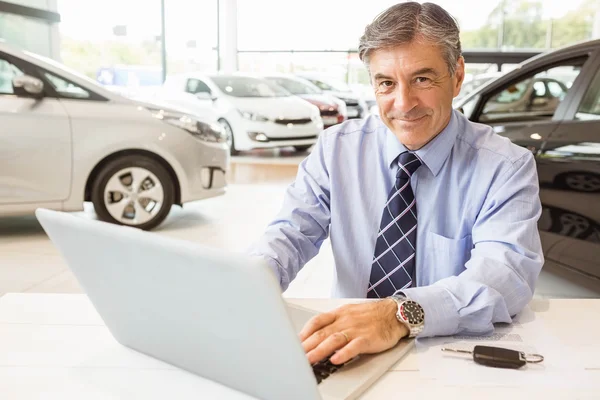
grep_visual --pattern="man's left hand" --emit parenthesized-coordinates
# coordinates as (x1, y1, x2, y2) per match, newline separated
(299, 299, 409, 365)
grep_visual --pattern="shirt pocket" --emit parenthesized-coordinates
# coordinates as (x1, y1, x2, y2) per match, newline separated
(420, 231, 473, 284)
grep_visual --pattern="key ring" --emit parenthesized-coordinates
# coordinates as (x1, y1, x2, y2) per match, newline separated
(521, 352, 544, 363)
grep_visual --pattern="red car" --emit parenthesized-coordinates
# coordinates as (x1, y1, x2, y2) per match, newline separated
(264, 74, 347, 128)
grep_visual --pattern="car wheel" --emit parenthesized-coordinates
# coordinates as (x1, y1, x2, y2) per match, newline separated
(548, 207, 594, 239)
(91, 155, 175, 231)
(219, 118, 238, 156)
(555, 172, 600, 193)
(293, 145, 312, 152)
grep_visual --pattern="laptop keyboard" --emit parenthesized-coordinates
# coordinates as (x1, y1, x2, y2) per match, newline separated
(312, 356, 359, 384)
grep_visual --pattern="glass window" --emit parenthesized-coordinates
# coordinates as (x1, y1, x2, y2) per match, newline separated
(0, 57, 24, 94)
(186, 79, 211, 94)
(575, 67, 600, 121)
(479, 63, 584, 123)
(547, 80, 567, 99)
(265, 77, 321, 95)
(42, 71, 90, 99)
(209, 76, 290, 98)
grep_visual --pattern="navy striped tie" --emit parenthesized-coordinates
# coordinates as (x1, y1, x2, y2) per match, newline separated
(367, 151, 422, 298)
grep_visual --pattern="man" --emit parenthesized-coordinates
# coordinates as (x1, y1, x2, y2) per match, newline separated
(249, 2, 543, 367)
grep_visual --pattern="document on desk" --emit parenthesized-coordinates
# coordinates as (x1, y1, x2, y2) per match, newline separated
(414, 306, 595, 388)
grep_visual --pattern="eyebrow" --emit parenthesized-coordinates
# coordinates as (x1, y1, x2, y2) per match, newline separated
(373, 68, 439, 81)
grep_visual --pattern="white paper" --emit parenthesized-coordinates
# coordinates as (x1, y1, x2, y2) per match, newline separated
(415, 306, 596, 388)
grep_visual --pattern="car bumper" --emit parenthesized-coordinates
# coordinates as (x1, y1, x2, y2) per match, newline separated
(235, 119, 323, 150)
(177, 138, 229, 204)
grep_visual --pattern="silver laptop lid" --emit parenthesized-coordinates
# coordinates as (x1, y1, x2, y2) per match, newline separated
(36, 209, 321, 400)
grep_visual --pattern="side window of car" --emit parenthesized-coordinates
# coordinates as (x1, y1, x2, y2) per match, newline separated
(479, 63, 583, 123)
(186, 79, 211, 94)
(42, 71, 90, 99)
(575, 67, 600, 121)
(0, 57, 24, 95)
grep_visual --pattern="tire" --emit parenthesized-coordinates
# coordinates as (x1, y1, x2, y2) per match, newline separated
(219, 118, 238, 156)
(554, 171, 600, 193)
(91, 155, 175, 231)
(293, 145, 312, 152)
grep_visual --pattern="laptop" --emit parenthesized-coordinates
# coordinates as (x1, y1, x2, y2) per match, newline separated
(35, 208, 414, 400)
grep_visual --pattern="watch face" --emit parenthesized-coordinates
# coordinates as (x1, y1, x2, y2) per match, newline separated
(400, 301, 424, 325)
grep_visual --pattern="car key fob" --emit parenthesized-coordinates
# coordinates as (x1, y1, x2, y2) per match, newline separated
(472, 345, 527, 369)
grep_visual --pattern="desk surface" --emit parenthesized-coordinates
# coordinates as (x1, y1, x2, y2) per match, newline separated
(0, 294, 598, 400)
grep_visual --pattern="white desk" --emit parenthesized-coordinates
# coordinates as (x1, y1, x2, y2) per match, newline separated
(0, 294, 598, 400)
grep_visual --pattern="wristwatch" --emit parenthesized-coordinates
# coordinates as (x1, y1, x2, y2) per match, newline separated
(389, 295, 425, 338)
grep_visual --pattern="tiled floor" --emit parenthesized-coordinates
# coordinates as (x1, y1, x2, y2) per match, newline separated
(1, 150, 599, 300)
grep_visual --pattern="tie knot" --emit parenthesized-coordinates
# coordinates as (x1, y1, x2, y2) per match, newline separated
(396, 152, 422, 181)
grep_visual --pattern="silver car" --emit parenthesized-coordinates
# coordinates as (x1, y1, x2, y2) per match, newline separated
(0, 43, 229, 230)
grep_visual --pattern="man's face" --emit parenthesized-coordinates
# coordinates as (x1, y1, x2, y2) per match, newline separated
(370, 40, 465, 150)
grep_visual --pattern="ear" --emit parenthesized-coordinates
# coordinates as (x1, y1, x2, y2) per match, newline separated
(453, 56, 465, 98)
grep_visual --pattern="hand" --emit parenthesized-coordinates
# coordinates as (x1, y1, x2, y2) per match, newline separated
(299, 299, 409, 365)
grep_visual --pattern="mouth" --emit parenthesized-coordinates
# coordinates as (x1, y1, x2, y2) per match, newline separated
(396, 115, 427, 123)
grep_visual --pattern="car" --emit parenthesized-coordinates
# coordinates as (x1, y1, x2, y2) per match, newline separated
(263, 74, 347, 129)
(296, 73, 369, 120)
(0, 43, 229, 231)
(163, 73, 324, 155)
(454, 39, 600, 280)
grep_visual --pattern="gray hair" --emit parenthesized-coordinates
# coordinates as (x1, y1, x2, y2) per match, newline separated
(359, 2, 462, 76)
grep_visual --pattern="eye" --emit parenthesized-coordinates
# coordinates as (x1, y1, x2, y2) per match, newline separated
(415, 77, 432, 85)
(379, 80, 394, 88)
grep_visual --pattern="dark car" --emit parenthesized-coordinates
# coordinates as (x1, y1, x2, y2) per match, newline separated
(264, 74, 346, 129)
(454, 39, 600, 282)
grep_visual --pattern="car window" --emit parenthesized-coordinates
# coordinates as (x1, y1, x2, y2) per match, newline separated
(575, 67, 600, 121)
(266, 77, 321, 95)
(42, 71, 90, 99)
(186, 78, 211, 94)
(479, 63, 583, 123)
(547, 80, 566, 99)
(0, 58, 24, 95)
(209, 76, 290, 98)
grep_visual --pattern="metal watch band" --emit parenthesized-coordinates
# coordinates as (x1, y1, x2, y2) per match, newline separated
(390, 295, 424, 338)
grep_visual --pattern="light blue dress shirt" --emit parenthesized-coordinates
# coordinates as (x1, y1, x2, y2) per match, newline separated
(249, 110, 544, 338)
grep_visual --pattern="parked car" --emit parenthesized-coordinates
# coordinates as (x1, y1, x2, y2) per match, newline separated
(263, 74, 347, 129)
(0, 43, 229, 230)
(163, 73, 323, 154)
(454, 39, 600, 280)
(296, 73, 369, 119)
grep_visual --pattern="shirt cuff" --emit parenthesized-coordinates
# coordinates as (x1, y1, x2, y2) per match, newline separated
(401, 285, 460, 338)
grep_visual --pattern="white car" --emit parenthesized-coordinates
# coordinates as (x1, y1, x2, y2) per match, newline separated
(163, 73, 324, 154)
(0, 43, 229, 230)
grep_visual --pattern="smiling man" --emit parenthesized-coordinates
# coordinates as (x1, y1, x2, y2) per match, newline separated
(249, 2, 543, 366)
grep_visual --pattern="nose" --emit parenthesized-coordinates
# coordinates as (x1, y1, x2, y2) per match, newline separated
(392, 83, 418, 115)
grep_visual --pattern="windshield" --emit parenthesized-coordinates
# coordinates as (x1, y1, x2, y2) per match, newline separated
(210, 76, 290, 98)
(266, 77, 322, 95)
(23, 49, 106, 90)
(308, 77, 352, 92)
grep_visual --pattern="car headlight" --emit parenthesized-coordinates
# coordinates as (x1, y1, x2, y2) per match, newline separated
(238, 109, 270, 122)
(152, 109, 226, 143)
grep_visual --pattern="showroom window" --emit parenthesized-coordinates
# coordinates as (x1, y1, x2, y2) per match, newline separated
(479, 62, 584, 123)
(0, 57, 24, 94)
(575, 67, 600, 120)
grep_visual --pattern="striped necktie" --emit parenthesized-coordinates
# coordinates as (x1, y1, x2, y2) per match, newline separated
(367, 151, 422, 298)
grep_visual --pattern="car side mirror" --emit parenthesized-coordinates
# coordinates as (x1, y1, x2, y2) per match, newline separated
(531, 97, 549, 107)
(12, 75, 44, 97)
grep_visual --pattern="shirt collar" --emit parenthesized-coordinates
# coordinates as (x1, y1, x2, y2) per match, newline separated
(384, 110, 459, 177)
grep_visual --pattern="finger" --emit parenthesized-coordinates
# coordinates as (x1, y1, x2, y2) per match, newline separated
(329, 337, 366, 365)
(298, 312, 336, 342)
(302, 327, 332, 353)
(306, 332, 349, 365)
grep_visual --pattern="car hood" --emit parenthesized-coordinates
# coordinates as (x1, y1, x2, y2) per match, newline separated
(298, 94, 339, 110)
(128, 97, 219, 123)
(226, 95, 316, 119)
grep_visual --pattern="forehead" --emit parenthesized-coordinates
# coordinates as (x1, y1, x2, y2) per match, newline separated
(369, 41, 446, 75)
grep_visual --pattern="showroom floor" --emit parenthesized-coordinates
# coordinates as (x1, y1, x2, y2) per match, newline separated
(1, 149, 600, 300)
